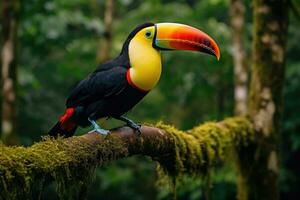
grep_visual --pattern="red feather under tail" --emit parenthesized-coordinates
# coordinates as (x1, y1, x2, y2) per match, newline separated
(48, 108, 77, 138)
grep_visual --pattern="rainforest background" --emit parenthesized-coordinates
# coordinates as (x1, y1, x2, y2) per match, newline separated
(0, 0, 299, 199)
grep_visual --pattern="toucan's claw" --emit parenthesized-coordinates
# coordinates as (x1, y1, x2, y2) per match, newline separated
(89, 128, 110, 135)
(114, 116, 142, 135)
(127, 121, 142, 135)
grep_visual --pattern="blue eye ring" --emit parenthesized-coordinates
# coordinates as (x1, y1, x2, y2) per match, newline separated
(145, 31, 152, 38)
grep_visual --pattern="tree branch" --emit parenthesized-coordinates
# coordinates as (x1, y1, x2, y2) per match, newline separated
(0, 117, 254, 199)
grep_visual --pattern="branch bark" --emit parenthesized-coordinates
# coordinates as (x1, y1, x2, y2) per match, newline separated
(0, 117, 253, 199)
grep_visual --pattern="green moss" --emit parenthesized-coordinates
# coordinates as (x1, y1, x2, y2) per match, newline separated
(0, 117, 253, 199)
(155, 117, 254, 184)
(0, 135, 127, 200)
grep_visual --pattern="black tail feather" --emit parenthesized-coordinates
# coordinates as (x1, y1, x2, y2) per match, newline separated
(48, 122, 77, 138)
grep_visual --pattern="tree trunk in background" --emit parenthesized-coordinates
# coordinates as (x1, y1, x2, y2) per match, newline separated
(1, 0, 19, 144)
(230, 0, 248, 116)
(97, 0, 114, 64)
(237, 0, 288, 199)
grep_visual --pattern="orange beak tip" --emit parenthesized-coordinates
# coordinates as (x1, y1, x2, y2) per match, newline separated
(215, 47, 220, 61)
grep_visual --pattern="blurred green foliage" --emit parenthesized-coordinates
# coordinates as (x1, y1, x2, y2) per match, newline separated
(9, 0, 300, 199)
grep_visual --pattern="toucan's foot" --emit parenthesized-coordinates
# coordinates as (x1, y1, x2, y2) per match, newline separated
(88, 128, 110, 135)
(88, 118, 110, 135)
(127, 121, 142, 135)
(114, 116, 142, 135)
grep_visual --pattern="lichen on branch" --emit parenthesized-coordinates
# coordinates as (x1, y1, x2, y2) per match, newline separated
(0, 117, 253, 199)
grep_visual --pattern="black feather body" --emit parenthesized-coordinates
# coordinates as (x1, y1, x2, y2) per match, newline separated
(69, 78, 148, 127)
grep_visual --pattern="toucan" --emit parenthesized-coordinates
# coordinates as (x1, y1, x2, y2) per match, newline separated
(48, 22, 220, 137)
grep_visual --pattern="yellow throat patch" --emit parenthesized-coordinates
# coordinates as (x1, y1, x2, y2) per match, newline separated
(128, 26, 162, 91)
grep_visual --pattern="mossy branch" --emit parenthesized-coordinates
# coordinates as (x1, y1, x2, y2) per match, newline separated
(0, 117, 254, 199)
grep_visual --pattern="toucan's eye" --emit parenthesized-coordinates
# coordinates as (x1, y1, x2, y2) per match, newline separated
(145, 31, 152, 38)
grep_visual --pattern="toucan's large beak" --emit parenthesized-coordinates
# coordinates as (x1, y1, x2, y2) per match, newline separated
(154, 23, 220, 60)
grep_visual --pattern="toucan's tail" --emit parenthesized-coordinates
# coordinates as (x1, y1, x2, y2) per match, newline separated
(48, 108, 77, 138)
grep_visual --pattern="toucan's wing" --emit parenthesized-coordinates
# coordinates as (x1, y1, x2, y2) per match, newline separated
(66, 66, 127, 108)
